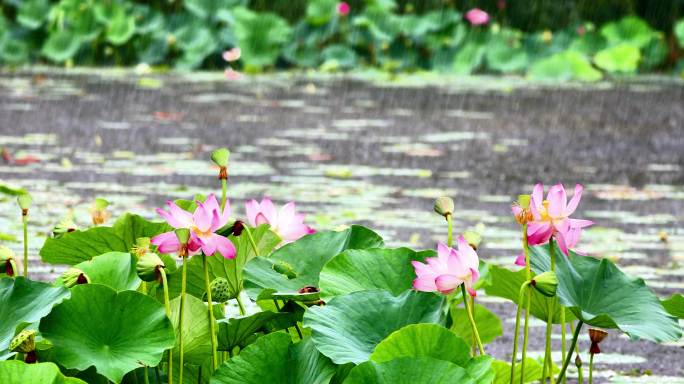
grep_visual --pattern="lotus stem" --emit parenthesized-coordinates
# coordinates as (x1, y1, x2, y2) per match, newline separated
(542, 238, 557, 384)
(460, 283, 485, 355)
(179, 256, 188, 384)
(446, 213, 453, 248)
(555, 321, 583, 384)
(159, 268, 172, 384)
(202, 254, 219, 371)
(242, 225, 260, 257)
(273, 299, 290, 335)
(561, 309, 567, 384)
(236, 293, 246, 316)
(154, 367, 161, 384)
(22, 215, 28, 278)
(143, 367, 149, 384)
(520, 222, 532, 383)
(510, 281, 531, 383)
(220, 179, 227, 211)
(589, 353, 594, 384)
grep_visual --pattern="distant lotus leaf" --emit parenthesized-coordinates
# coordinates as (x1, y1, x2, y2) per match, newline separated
(0, 361, 86, 384)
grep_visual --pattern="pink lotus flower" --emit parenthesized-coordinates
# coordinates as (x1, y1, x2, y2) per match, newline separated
(151, 194, 236, 259)
(224, 68, 243, 81)
(527, 183, 593, 255)
(514, 253, 526, 267)
(245, 197, 315, 243)
(337, 2, 350, 16)
(412, 236, 480, 297)
(222, 48, 241, 62)
(465, 8, 490, 26)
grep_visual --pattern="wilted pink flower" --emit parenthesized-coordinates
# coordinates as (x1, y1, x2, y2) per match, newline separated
(222, 48, 241, 62)
(245, 197, 315, 243)
(465, 8, 489, 26)
(224, 68, 243, 81)
(151, 194, 236, 259)
(412, 236, 480, 297)
(527, 183, 593, 255)
(337, 2, 350, 16)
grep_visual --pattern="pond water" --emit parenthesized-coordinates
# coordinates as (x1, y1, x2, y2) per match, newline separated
(0, 68, 682, 382)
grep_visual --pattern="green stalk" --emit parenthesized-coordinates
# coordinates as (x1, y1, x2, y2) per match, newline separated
(589, 354, 594, 384)
(555, 321, 583, 384)
(520, 222, 532, 383)
(179, 257, 188, 384)
(202, 254, 219, 371)
(159, 268, 172, 384)
(243, 225, 260, 257)
(577, 359, 584, 384)
(220, 179, 227, 211)
(236, 294, 246, 316)
(143, 367, 149, 384)
(22, 215, 28, 278)
(510, 281, 531, 383)
(541, 238, 557, 384)
(460, 284, 485, 355)
(560, 309, 567, 384)
(446, 213, 453, 248)
(154, 367, 161, 384)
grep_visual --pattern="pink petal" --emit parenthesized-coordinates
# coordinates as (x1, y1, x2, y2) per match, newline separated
(456, 235, 479, 271)
(254, 213, 269, 226)
(212, 234, 236, 259)
(224, 68, 243, 81)
(259, 197, 278, 224)
(569, 218, 593, 229)
(160, 201, 194, 228)
(436, 242, 451, 260)
(193, 201, 213, 232)
(413, 277, 438, 292)
(546, 184, 567, 218)
(527, 221, 552, 245)
(245, 199, 260, 227)
(565, 184, 584, 215)
(514, 253, 526, 267)
(151, 231, 181, 254)
(555, 231, 570, 256)
(435, 274, 462, 294)
(222, 47, 241, 62)
(198, 234, 217, 256)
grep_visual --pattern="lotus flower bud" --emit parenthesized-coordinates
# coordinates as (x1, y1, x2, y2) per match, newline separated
(433, 196, 454, 218)
(17, 193, 32, 216)
(91, 198, 110, 225)
(61, 268, 90, 288)
(52, 216, 77, 238)
(10, 329, 36, 354)
(211, 148, 230, 180)
(589, 328, 608, 354)
(462, 230, 482, 250)
(1, 246, 17, 277)
(136, 252, 165, 282)
(530, 271, 557, 297)
(208, 277, 231, 303)
(575, 354, 582, 369)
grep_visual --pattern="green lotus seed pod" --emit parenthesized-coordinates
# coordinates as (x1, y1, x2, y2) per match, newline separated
(531, 271, 558, 297)
(17, 193, 32, 211)
(175, 228, 191, 244)
(136, 252, 165, 282)
(433, 196, 454, 218)
(94, 198, 110, 211)
(52, 216, 78, 238)
(209, 277, 232, 303)
(61, 268, 90, 288)
(517, 194, 531, 209)
(273, 261, 297, 279)
(462, 230, 482, 249)
(10, 329, 36, 353)
(210, 148, 230, 168)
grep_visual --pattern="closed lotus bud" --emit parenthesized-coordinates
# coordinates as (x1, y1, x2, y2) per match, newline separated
(462, 230, 482, 250)
(1, 246, 17, 277)
(211, 148, 230, 179)
(10, 329, 36, 353)
(61, 268, 90, 288)
(209, 277, 231, 303)
(530, 271, 557, 297)
(17, 193, 32, 215)
(589, 328, 608, 354)
(433, 196, 454, 218)
(136, 252, 165, 282)
(52, 216, 77, 238)
(575, 354, 582, 368)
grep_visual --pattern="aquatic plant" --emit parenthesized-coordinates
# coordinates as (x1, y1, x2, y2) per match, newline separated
(0, 149, 681, 383)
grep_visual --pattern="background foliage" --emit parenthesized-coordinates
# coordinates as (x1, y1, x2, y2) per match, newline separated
(0, 0, 683, 78)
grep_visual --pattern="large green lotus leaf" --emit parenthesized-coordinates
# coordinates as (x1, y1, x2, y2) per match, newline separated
(244, 225, 383, 301)
(106, 12, 136, 45)
(183, 0, 240, 19)
(319, 247, 432, 300)
(0, 39, 29, 64)
(528, 50, 602, 81)
(166, 225, 280, 301)
(600, 16, 656, 49)
(0, 361, 86, 384)
(491, 358, 543, 383)
(0, 277, 70, 352)
(484, 265, 572, 324)
(369, 323, 470, 366)
(485, 39, 528, 73)
(343, 356, 478, 384)
(16, 0, 50, 29)
(66, 252, 140, 291)
(594, 43, 641, 73)
(662, 294, 684, 319)
(40, 214, 170, 265)
(39, 284, 175, 383)
(216, 310, 291, 352)
(169, 294, 213, 365)
(41, 30, 83, 63)
(450, 303, 502, 345)
(306, 0, 337, 26)
(210, 332, 336, 384)
(676, 20, 684, 47)
(303, 290, 444, 364)
(529, 244, 682, 342)
(233, 7, 293, 69)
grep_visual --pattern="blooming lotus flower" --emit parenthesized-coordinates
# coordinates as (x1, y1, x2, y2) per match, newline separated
(222, 48, 241, 62)
(527, 183, 593, 255)
(465, 8, 489, 26)
(151, 194, 236, 259)
(245, 197, 315, 243)
(412, 236, 480, 297)
(337, 2, 350, 16)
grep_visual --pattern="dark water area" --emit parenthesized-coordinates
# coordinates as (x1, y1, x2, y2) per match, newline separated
(0, 69, 682, 382)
